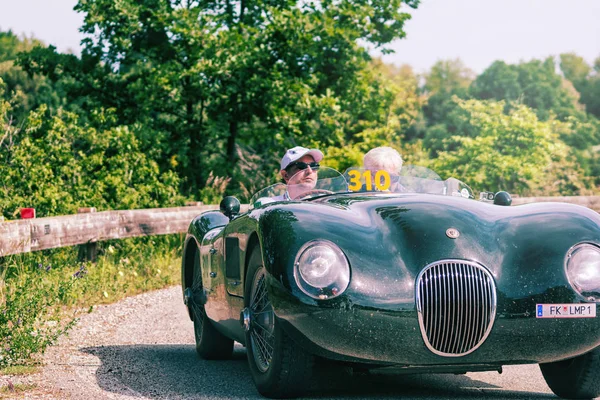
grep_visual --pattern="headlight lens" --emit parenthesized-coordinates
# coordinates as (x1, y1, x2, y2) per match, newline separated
(566, 243, 600, 298)
(294, 240, 350, 300)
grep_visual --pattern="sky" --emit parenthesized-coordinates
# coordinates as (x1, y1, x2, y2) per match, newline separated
(0, 0, 598, 74)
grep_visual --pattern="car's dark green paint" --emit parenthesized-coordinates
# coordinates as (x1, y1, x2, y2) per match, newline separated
(182, 191, 600, 368)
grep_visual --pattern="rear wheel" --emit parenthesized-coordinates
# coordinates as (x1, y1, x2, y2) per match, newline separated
(189, 249, 233, 360)
(243, 247, 314, 398)
(540, 346, 600, 399)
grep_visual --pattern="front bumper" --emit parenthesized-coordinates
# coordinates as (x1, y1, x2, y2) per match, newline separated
(271, 287, 600, 367)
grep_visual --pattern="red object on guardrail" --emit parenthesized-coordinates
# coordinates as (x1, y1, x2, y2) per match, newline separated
(20, 208, 36, 219)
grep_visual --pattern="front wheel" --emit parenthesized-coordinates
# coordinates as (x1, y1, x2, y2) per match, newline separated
(540, 346, 600, 399)
(244, 247, 314, 398)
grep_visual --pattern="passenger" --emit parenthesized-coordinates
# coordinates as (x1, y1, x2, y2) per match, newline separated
(363, 146, 404, 192)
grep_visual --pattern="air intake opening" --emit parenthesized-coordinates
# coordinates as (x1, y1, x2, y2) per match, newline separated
(416, 260, 497, 357)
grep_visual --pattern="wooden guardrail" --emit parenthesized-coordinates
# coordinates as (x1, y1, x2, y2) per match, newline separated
(0, 205, 213, 257)
(0, 196, 599, 258)
(511, 195, 600, 209)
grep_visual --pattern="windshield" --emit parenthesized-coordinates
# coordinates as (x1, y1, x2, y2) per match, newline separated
(250, 165, 475, 208)
(251, 167, 347, 207)
(342, 165, 474, 199)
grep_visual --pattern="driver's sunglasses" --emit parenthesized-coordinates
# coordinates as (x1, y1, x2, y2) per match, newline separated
(287, 161, 320, 172)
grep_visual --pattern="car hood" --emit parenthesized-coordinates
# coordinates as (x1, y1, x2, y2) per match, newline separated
(258, 192, 600, 308)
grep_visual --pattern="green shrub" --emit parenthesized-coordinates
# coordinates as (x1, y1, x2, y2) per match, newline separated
(0, 234, 182, 368)
(0, 86, 185, 219)
(0, 257, 78, 368)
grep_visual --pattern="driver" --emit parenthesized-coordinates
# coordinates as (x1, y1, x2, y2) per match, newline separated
(270, 146, 324, 201)
(252, 146, 324, 206)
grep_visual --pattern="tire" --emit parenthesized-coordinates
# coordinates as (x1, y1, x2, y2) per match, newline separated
(244, 247, 314, 398)
(540, 346, 600, 399)
(190, 248, 233, 360)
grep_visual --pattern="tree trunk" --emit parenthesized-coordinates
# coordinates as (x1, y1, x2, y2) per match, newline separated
(227, 118, 238, 176)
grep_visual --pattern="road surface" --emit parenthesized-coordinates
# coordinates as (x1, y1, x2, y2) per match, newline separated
(15, 286, 564, 399)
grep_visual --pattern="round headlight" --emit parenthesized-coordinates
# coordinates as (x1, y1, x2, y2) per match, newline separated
(566, 243, 600, 298)
(294, 240, 350, 300)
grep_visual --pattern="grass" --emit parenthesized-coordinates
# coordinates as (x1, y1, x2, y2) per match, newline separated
(0, 235, 183, 370)
(64, 240, 181, 307)
(0, 365, 40, 376)
(0, 382, 37, 397)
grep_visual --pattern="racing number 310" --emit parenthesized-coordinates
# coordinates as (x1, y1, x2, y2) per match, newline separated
(348, 169, 391, 191)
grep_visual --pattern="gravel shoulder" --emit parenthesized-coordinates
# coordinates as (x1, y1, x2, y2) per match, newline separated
(1, 286, 560, 399)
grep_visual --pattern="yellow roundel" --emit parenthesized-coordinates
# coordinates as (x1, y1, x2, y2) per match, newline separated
(347, 169, 391, 191)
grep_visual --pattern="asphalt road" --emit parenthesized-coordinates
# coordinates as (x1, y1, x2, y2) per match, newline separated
(32, 286, 564, 400)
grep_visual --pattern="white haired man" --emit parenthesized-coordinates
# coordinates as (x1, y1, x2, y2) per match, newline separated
(362, 146, 404, 192)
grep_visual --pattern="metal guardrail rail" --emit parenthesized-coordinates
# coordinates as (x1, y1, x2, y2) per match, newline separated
(0, 196, 599, 257)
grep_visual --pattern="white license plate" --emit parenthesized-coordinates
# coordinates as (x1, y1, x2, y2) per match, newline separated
(536, 303, 596, 318)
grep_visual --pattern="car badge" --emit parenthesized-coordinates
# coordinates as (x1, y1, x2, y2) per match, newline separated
(446, 228, 460, 239)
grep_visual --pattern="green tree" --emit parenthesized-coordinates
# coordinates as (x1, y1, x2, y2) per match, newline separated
(0, 82, 183, 218)
(424, 58, 474, 94)
(432, 98, 590, 196)
(560, 53, 600, 119)
(0, 31, 43, 62)
(420, 59, 474, 131)
(0, 30, 62, 122)
(560, 53, 591, 87)
(404, 59, 474, 146)
(322, 59, 423, 172)
(19, 0, 420, 197)
(470, 58, 582, 121)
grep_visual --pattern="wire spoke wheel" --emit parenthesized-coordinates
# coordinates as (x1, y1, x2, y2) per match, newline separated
(244, 246, 314, 398)
(249, 267, 275, 373)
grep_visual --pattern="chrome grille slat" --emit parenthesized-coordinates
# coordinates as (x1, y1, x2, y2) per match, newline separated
(452, 263, 463, 355)
(479, 268, 487, 347)
(443, 264, 450, 351)
(467, 266, 477, 351)
(442, 264, 450, 351)
(449, 264, 460, 349)
(471, 268, 479, 351)
(416, 260, 497, 357)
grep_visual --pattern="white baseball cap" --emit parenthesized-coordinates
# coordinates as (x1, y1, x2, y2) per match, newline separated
(280, 146, 324, 170)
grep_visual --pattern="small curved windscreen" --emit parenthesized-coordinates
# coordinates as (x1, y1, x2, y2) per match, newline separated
(342, 166, 474, 199)
(250, 167, 347, 208)
(251, 165, 475, 209)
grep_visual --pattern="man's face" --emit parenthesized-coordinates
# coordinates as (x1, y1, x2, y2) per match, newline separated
(282, 155, 318, 186)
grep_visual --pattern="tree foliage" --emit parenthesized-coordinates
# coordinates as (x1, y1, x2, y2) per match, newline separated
(321, 60, 423, 173)
(560, 53, 600, 119)
(470, 58, 583, 121)
(0, 31, 63, 122)
(403, 58, 475, 148)
(0, 80, 183, 218)
(432, 98, 590, 195)
(3, 19, 600, 205)
(18, 0, 420, 197)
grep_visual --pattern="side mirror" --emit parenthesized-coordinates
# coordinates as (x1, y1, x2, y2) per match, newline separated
(220, 196, 241, 219)
(493, 191, 512, 206)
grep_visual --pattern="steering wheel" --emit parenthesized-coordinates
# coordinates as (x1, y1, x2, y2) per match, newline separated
(294, 189, 334, 200)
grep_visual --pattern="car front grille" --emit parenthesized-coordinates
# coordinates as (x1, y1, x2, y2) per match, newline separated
(416, 260, 497, 357)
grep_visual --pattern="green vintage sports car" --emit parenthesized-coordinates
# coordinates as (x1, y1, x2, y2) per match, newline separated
(181, 166, 600, 399)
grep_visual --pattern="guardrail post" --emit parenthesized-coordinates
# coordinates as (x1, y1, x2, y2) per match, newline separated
(77, 207, 98, 262)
